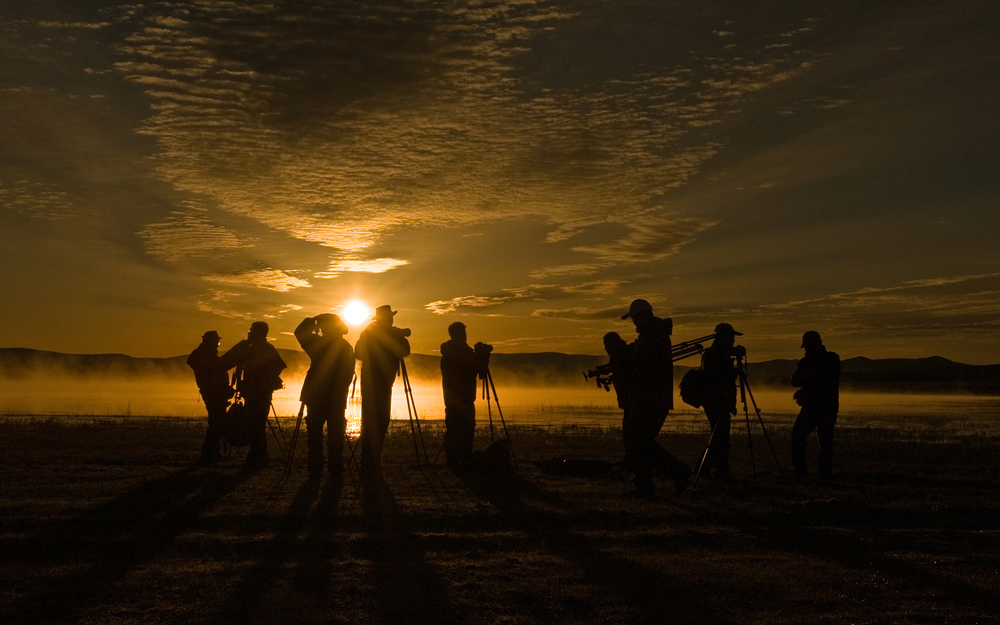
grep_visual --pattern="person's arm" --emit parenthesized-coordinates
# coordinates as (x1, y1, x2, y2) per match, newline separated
(294, 317, 317, 351)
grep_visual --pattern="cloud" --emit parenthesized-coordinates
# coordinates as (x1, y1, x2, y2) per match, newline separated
(203, 269, 311, 292)
(139, 201, 247, 261)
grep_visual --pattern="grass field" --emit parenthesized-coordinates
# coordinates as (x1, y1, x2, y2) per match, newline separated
(1, 415, 998, 624)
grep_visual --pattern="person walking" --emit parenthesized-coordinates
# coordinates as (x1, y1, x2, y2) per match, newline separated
(295, 314, 355, 479)
(790, 330, 841, 482)
(355, 305, 410, 483)
(621, 299, 690, 497)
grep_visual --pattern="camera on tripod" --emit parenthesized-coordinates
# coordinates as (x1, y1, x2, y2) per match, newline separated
(583, 364, 613, 392)
(391, 326, 412, 338)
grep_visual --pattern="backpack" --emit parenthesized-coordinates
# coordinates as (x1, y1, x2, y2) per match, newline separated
(679, 368, 708, 408)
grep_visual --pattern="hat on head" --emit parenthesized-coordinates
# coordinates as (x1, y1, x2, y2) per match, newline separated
(714, 322, 743, 337)
(202, 330, 220, 341)
(621, 298, 653, 320)
(316, 313, 349, 335)
(801, 330, 823, 348)
(373, 305, 397, 319)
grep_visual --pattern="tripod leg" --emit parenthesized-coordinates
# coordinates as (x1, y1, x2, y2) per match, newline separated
(401, 362, 429, 466)
(694, 414, 722, 481)
(267, 402, 288, 461)
(282, 402, 306, 482)
(486, 370, 517, 469)
(743, 379, 784, 474)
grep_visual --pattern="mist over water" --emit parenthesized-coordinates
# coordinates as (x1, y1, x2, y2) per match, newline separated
(2, 373, 998, 440)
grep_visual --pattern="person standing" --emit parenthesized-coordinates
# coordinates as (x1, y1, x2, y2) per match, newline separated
(790, 330, 841, 482)
(621, 299, 691, 497)
(699, 323, 742, 480)
(187, 330, 234, 466)
(295, 314, 355, 479)
(355, 305, 410, 482)
(221, 321, 286, 471)
(440, 322, 490, 469)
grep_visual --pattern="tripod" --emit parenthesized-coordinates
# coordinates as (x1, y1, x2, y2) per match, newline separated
(695, 354, 782, 479)
(481, 366, 517, 469)
(281, 373, 362, 483)
(400, 360, 430, 466)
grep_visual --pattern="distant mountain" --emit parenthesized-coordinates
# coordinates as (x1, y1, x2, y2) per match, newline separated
(1, 348, 997, 394)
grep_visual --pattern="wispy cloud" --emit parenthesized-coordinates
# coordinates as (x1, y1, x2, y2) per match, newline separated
(204, 269, 311, 292)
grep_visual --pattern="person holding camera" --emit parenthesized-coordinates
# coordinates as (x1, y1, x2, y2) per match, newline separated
(597, 332, 634, 458)
(699, 323, 743, 481)
(187, 330, 234, 466)
(220, 321, 287, 471)
(295, 314, 355, 479)
(790, 330, 840, 482)
(355, 305, 411, 483)
(440, 322, 491, 469)
(621, 299, 691, 497)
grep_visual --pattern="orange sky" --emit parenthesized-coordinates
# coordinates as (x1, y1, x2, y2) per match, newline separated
(2, 1, 999, 363)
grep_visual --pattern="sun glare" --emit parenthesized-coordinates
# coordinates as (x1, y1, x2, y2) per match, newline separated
(342, 300, 371, 328)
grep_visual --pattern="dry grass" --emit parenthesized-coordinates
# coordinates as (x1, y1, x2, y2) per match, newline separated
(0, 415, 998, 625)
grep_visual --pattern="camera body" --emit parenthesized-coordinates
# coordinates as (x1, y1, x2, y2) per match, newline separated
(391, 326, 412, 338)
(731, 344, 747, 359)
(474, 342, 493, 354)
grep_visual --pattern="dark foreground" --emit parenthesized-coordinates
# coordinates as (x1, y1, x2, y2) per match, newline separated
(0, 417, 998, 625)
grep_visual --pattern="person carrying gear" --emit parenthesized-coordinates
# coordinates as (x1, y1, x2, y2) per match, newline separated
(295, 314, 355, 479)
(699, 323, 742, 481)
(187, 330, 234, 466)
(220, 321, 286, 471)
(621, 299, 691, 497)
(355, 305, 410, 483)
(790, 330, 841, 482)
(440, 322, 491, 469)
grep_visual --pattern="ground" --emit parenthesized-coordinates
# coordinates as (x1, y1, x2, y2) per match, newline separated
(0, 416, 997, 624)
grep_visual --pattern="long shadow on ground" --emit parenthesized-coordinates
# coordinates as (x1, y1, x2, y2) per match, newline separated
(4, 465, 246, 623)
(457, 468, 738, 625)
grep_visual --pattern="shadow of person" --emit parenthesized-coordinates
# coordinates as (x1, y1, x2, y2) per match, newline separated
(357, 481, 463, 625)
(9, 465, 247, 623)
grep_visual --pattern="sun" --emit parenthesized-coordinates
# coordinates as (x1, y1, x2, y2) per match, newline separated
(341, 300, 371, 328)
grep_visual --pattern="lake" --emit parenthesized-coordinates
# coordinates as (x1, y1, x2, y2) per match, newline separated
(2, 373, 998, 440)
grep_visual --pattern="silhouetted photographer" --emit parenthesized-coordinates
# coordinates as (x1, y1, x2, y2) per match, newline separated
(790, 330, 841, 482)
(220, 321, 286, 471)
(699, 323, 743, 481)
(586, 332, 633, 460)
(355, 305, 410, 484)
(295, 314, 355, 479)
(187, 330, 234, 466)
(620, 299, 690, 497)
(440, 322, 491, 469)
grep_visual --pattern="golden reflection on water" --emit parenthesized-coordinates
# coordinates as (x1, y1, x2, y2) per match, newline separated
(1, 376, 998, 438)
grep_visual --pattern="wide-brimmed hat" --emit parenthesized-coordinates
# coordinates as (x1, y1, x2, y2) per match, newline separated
(316, 313, 349, 335)
(202, 330, 220, 341)
(620, 298, 653, 320)
(373, 305, 397, 319)
(714, 322, 743, 337)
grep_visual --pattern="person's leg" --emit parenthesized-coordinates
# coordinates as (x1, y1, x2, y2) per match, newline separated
(790, 409, 818, 478)
(200, 397, 227, 463)
(245, 396, 271, 469)
(328, 409, 347, 476)
(305, 405, 326, 476)
(715, 411, 732, 477)
(816, 411, 838, 482)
